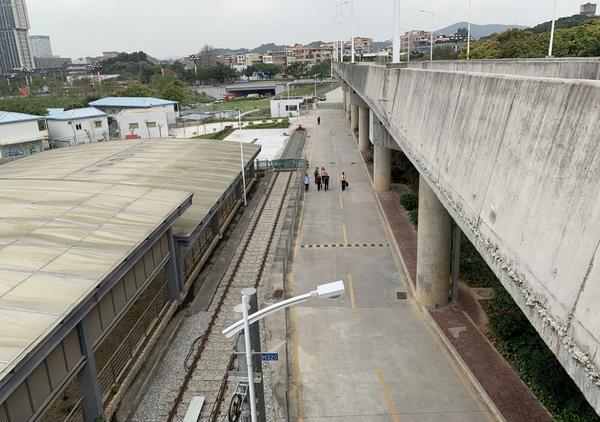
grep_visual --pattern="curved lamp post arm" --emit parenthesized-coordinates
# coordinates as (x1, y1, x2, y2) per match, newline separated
(222, 280, 345, 339)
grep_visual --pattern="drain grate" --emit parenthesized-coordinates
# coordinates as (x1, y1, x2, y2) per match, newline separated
(397, 292, 407, 300)
(273, 289, 284, 299)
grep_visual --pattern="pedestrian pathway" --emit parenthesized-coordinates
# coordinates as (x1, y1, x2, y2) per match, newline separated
(288, 91, 495, 421)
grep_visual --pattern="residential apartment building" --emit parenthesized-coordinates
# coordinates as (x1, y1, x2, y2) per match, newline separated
(400, 30, 430, 53)
(286, 44, 333, 65)
(29, 34, 52, 58)
(0, 111, 47, 159)
(353, 37, 373, 54)
(0, 0, 35, 73)
(271, 50, 295, 67)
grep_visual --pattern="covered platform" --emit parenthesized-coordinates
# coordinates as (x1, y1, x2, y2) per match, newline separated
(0, 138, 261, 421)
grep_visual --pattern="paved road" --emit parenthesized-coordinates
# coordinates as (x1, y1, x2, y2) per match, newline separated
(288, 89, 494, 421)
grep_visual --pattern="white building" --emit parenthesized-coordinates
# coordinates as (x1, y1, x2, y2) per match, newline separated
(270, 98, 303, 118)
(89, 97, 179, 140)
(114, 108, 170, 139)
(46, 107, 108, 148)
(0, 112, 47, 159)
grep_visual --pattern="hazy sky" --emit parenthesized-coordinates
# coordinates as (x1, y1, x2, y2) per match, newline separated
(27, 0, 588, 58)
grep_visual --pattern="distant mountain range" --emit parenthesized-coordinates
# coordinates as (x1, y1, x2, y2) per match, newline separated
(435, 22, 528, 39)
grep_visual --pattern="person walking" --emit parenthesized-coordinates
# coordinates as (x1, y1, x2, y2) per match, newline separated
(317, 116, 321, 125)
(304, 173, 310, 192)
(314, 166, 320, 180)
(315, 173, 322, 191)
(340, 171, 348, 192)
(321, 167, 330, 192)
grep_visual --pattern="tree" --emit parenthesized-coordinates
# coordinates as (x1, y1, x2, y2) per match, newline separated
(456, 27, 468, 38)
(433, 46, 458, 60)
(461, 29, 545, 59)
(312, 60, 331, 80)
(286, 62, 308, 79)
(160, 80, 187, 104)
(197, 44, 217, 68)
(243, 63, 282, 79)
(119, 84, 153, 97)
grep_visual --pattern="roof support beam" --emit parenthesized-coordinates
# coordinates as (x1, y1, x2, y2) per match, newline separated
(76, 321, 103, 422)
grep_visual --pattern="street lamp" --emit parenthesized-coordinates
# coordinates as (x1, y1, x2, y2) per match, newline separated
(392, 0, 401, 63)
(548, 0, 559, 57)
(237, 108, 259, 207)
(222, 281, 346, 422)
(190, 54, 199, 77)
(335, 1, 350, 62)
(420, 9, 436, 61)
(350, 0, 355, 63)
(467, 0, 472, 60)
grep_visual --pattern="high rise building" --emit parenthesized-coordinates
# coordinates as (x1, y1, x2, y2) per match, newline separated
(0, 0, 35, 73)
(30, 34, 53, 58)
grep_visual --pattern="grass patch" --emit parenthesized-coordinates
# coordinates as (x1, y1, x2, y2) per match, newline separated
(194, 127, 235, 140)
(246, 119, 290, 129)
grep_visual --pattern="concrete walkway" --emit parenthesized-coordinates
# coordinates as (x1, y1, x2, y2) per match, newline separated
(287, 90, 495, 421)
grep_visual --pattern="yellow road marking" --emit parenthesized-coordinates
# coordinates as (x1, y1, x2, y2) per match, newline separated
(342, 224, 348, 246)
(375, 368, 400, 422)
(339, 193, 344, 209)
(347, 273, 356, 311)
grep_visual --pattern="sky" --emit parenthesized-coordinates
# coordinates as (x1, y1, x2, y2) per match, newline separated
(27, 0, 589, 59)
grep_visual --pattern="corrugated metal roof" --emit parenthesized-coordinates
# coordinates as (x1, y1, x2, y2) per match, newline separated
(89, 97, 177, 108)
(0, 139, 261, 240)
(0, 179, 192, 382)
(0, 111, 42, 125)
(46, 107, 106, 121)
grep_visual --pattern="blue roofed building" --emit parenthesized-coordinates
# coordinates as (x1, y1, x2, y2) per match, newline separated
(88, 97, 179, 140)
(46, 107, 109, 148)
(0, 111, 48, 160)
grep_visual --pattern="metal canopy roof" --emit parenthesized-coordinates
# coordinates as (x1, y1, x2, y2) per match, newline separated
(0, 179, 192, 382)
(0, 139, 262, 242)
(45, 107, 106, 121)
(89, 97, 177, 108)
(0, 111, 43, 125)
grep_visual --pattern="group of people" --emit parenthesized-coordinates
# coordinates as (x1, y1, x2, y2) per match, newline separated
(304, 167, 349, 192)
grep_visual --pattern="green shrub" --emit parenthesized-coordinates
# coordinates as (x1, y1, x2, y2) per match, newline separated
(399, 192, 418, 211)
(459, 237, 499, 288)
(407, 209, 418, 228)
(488, 290, 600, 421)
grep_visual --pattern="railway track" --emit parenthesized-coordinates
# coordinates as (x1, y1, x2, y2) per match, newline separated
(167, 171, 292, 422)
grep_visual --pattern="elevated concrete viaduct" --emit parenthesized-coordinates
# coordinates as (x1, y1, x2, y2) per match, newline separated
(336, 60, 600, 413)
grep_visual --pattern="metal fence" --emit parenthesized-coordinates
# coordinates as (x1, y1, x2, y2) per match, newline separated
(255, 158, 309, 172)
(281, 160, 307, 421)
(64, 282, 171, 422)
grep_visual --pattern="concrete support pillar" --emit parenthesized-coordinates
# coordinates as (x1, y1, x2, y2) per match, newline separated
(358, 106, 369, 152)
(351, 104, 359, 132)
(373, 144, 391, 192)
(416, 176, 453, 309)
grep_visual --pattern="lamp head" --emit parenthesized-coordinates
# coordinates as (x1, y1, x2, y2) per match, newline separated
(315, 280, 345, 299)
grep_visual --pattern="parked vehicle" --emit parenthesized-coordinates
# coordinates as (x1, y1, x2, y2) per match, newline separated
(318, 94, 327, 101)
